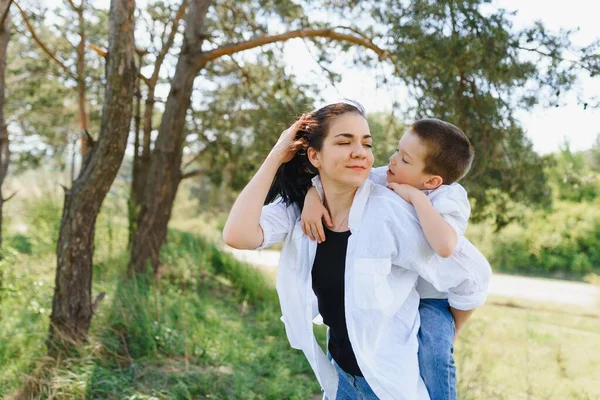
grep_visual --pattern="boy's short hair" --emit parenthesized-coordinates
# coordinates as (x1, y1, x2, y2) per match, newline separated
(409, 118, 474, 184)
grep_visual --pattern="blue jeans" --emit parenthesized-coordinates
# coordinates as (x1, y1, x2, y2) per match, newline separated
(324, 352, 379, 400)
(418, 299, 457, 400)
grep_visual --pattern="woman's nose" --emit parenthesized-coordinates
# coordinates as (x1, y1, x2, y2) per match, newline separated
(351, 143, 367, 158)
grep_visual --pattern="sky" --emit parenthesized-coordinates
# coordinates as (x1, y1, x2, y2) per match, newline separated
(85, 0, 600, 155)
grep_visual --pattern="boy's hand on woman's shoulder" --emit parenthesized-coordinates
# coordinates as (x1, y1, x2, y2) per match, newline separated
(301, 189, 332, 243)
(387, 183, 422, 204)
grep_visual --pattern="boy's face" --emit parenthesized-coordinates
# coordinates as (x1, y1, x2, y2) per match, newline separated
(386, 129, 434, 190)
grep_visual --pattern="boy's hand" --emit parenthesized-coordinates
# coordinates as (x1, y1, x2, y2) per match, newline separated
(387, 182, 422, 204)
(301, 188, 332, 243)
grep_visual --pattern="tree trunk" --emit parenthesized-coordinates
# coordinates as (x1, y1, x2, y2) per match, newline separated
(0, 0, 11, 249)
(129, 88, 153, 223)
(76, 2, 89, 156)
(48, 0, 136, 355)
(128, 54, 142, 246)
(128, 0, 210, 275)
(128, 1, 186, 248)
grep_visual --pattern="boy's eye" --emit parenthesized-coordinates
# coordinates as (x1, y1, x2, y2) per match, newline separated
(401, 157, 408, 164)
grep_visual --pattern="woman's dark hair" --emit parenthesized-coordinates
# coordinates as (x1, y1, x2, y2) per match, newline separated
(265, 101, 366, 209)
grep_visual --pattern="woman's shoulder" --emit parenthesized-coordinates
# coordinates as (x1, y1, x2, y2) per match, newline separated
(364, 181, 419, 220)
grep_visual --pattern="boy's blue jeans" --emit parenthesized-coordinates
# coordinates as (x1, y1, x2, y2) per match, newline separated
(418, 298, 457, 400)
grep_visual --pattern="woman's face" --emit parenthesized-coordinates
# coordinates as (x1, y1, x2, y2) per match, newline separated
(308, 113, 374, 189)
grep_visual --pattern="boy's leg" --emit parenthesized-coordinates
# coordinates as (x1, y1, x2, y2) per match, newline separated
(418, 298, 456, 400)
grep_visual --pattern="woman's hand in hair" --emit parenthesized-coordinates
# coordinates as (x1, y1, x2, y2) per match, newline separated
(269, 114, 311, 164)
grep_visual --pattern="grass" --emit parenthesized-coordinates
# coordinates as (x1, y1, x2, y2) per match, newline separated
(1, 227, 324, 399)
(455, 297, 600, 399)
(1, 180, 599, 399)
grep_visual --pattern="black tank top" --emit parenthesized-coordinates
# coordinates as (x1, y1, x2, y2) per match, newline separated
(311, 227, 363, 376)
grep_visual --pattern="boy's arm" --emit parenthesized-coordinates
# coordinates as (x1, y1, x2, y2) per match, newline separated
(450, 307, 474, 340)
(301, 186, 332, 243)
(388, 183, 458, 258)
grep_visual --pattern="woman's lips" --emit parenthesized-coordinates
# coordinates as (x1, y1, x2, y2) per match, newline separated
(348, 166, 366, 171)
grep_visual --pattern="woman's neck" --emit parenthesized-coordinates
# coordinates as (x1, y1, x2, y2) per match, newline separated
(320, 177, 357, 231)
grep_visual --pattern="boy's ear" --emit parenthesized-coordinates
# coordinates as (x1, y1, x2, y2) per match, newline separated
(307, 147, 320, 168)
(423, 175, 443, 190)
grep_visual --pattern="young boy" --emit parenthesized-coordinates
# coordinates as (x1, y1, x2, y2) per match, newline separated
(301, 118, 485, 400)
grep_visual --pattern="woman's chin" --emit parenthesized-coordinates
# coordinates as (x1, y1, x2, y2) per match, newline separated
(343, 172, 369, 187)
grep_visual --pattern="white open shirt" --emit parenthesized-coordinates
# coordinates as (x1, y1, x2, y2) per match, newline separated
(257, 176, 491, 400)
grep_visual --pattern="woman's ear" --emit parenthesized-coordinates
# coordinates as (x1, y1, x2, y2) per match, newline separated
(423, 175, 443, 190)
(307, 147, 320, 169)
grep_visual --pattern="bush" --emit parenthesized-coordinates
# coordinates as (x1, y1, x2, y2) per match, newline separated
(480, 200, 600, 277)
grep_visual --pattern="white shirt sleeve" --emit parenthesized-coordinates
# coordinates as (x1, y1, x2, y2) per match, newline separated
(428, 183, 471, 235)
(425, 237, 491, 310)
(387, 201, 490, 310)
(256, 199, 296, 250)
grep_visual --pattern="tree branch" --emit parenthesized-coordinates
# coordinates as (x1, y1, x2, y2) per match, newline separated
(3, 189, 18, 203)
(302, 38, 342, 92)
(516, 45, 591, 72)
(65, 0, 81, 12)
(149, 0, 187, 87)
(199, 27, 389, 65)
(181, 169, 208, 180)
(0, 0, 14, 27)
(14, 2, 76, 79)
(182, 146, 207, 170)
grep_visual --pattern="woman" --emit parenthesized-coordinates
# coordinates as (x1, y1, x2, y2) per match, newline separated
(223, 103, 488, 399)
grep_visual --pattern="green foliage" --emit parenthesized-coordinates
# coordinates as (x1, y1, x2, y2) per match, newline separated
(6, 3, 108, 172)
(367, 112, 405, 166)
(584, 133, 600, 172)
(4, 234, 32, 254)
(544, 141, 599, 202)
(472, 199, 600, 277)
(468, 143, 600, 278)
(16, 194, 62, 254)
(0, 247, 53, 396)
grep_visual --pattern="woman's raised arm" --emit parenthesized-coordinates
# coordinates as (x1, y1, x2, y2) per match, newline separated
(222, 115, 310, 249)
